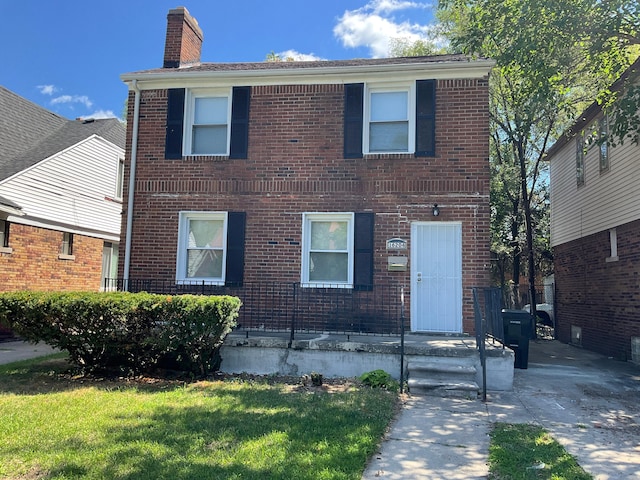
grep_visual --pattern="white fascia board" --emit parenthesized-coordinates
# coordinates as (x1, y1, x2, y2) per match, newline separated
(0, 204, 24, 216)
(121, 59, 496, 91)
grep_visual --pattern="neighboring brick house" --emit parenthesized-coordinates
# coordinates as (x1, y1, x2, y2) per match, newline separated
(0, 86, 126, 295)
(549, 58, 640, 361)
(118, 7, 493, 334)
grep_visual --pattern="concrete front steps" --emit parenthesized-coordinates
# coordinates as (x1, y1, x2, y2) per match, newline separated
(407, 355, 480, 398)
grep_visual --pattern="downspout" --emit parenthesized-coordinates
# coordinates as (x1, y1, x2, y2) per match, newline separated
(123, 79, 141, 289)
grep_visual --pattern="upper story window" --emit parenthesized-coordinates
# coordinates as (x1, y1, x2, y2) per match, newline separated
(185, 90, 231, 156)
(345, 80, 435, 158)
(575, 132, 585, 187)
(599, 116, 609, 173)
(165, 87, 251, 160)
(115, 157, 125, 200)
(366, 88, 414, 153)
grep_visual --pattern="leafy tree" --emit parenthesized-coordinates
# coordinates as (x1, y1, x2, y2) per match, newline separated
(388, 38, 447, 57)
(438, 0, 639, 312)
(265, 51, 294, 62)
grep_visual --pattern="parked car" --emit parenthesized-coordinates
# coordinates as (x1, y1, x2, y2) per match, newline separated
(523, 303, 554, 327)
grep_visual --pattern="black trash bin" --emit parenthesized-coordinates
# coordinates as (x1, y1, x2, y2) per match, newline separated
(502, 309, 533, 369)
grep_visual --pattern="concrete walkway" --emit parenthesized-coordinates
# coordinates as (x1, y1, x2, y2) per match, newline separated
(363, 339, 640, 480)
(0, 340, 59, 365)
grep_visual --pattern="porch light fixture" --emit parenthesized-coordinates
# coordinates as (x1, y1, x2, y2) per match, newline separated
(432, 204, 440, 216)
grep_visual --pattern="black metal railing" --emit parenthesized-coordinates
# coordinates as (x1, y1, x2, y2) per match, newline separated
(105, 279, 405, 338)
(472, 286, 503, 402)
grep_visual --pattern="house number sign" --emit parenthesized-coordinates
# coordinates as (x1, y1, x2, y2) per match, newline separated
(386, 238, 407, 250)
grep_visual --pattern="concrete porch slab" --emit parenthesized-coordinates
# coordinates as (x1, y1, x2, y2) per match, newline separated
(220, 331, 515, 391)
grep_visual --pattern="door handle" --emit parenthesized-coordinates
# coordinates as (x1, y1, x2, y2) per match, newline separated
(416, 272, 422, 282)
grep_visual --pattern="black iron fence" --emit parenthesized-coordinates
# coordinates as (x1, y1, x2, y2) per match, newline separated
(472, 286, 503, 402)
(105, 279, 405, 338)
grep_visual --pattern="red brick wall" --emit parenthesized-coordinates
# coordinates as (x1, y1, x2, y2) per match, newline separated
(554, 219, 640, 360)
(0, 223, 104, 292)
(120, 79, 490, 332)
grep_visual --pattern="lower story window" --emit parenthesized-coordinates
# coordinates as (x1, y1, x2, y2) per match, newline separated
(0, 219, 9, 248)
(302, 213, 354, 287)
(177, 212, 228, 284)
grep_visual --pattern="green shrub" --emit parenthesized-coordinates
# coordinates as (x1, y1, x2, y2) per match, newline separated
(359, 369, 399, 392)
(0, 291, 241, 377)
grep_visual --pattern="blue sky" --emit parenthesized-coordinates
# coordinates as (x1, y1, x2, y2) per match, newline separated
(0, 0, 436, 121)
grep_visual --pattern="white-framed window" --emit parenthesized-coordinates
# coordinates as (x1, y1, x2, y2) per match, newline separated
(364, 85, 415, 154)
(575, 132, 585, 186)
(606, 227, 619, 262)
(599, 116, 609, 173)
(176, 211, 228, 284)
(184, 89, 232, 156)
(115, 157, 125, 200)
(0, 219, 9, 248)
(58, 232, 75, 260)
(301, 213, 354, 287)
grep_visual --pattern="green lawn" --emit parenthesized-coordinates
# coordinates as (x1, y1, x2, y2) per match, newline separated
(489, 423, 592, 480)
(0, 355, 397, 480)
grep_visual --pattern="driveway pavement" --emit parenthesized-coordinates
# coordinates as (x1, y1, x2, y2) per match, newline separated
(363, 339, 640, 480)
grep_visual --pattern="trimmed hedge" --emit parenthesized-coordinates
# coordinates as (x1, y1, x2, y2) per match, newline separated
(0, 291, 241, 376)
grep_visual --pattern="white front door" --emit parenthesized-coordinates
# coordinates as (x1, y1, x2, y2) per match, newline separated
(411, 222, 462, 333)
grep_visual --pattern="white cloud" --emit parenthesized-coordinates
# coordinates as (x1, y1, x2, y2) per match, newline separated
(277, 50, 326, 61)
(81, 110, 117, 120)
(50, 94, 93, 109)
(37, 84, 57, 96)
(334, 0, 435, 58)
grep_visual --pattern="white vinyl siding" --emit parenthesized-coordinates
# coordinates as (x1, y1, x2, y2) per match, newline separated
(550, 119, 640, 247)
(0, 135, 122, 241)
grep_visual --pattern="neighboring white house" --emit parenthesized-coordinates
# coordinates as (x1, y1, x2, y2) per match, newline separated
(549, 58, 640, 362)
(0, 86, 126, 293)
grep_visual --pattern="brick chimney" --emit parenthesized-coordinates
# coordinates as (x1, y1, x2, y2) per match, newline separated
(163, 7, 204, 68)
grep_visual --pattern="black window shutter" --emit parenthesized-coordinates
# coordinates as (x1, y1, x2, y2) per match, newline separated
(165, 88, 185, 159)
(416, 80, 436, 157)
(225, 212, 246, 286)
(230, 86, 251, 159)
(344, 83, 364, 158)
(353, 212, 374, 291)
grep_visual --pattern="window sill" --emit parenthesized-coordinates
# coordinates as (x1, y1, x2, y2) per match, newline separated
(300, 283, 353, 289)
(176, 280, 224, 286)
(182, 155, 230, 162)
(606, 256, 619, 263)
(58, 254, 75, 261)
(0, 246, 13, 254)
(364, 153, 414, 160)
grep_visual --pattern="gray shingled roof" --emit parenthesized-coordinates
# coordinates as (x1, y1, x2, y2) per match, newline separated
(0, 86, 126, 181)
(125, 54, 475, 76)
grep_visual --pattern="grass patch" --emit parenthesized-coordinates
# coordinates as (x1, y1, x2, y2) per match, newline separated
(489, 423, 592, 479)
(0, 356, 397, 479)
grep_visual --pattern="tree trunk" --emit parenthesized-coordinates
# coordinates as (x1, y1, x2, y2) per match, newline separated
(518, 142, 537, 339)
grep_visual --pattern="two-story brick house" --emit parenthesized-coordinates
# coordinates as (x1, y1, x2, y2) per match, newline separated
(550, 57, 640, 361)
(118, 7, 494, 335)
